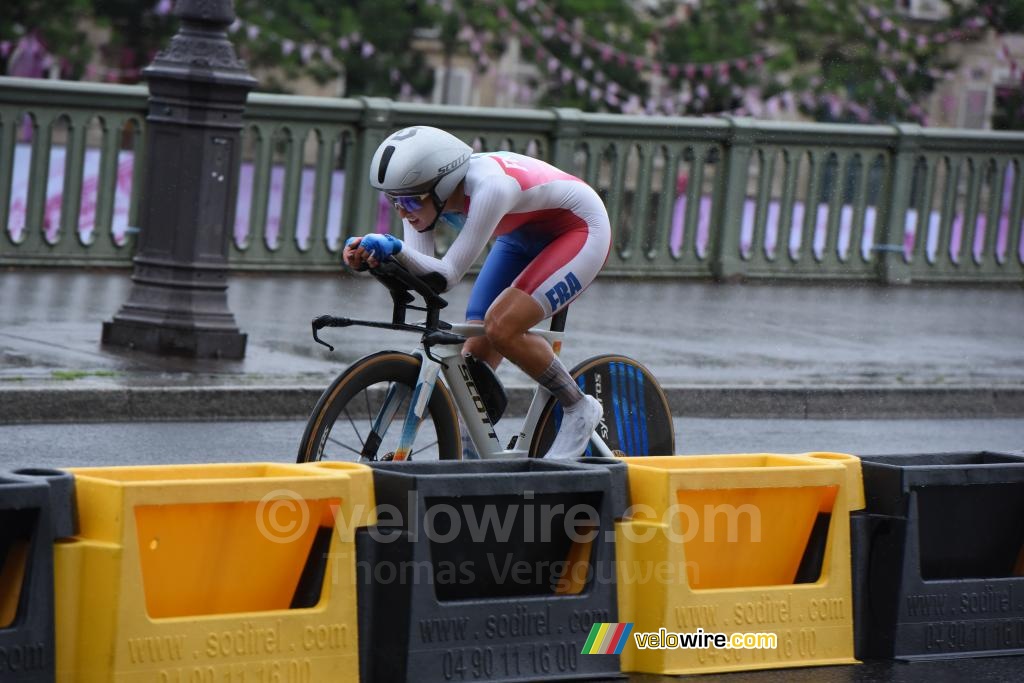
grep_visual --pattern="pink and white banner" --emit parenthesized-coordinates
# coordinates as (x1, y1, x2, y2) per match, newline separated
(7, 143, 135, 245)
(7, 143, 1022, 265)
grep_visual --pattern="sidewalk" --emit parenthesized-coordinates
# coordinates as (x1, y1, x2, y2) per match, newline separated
(1, 269, 1022, 423)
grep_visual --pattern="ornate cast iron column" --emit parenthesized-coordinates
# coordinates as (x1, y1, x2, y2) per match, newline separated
(102, 0, 256, 358)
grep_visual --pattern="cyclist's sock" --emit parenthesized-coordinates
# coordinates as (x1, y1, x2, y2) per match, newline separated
(536, 356, 584, 407)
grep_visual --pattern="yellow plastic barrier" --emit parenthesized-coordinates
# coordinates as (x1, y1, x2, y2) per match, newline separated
(616, 452, 864, 675)
(54, 462, 374, 682)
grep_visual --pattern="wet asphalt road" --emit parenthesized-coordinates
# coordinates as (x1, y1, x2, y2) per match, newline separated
(1, 416, 1021, 469)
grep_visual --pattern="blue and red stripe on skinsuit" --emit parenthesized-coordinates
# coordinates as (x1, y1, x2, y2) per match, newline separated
(513, 222, 588, 297)
(465, 218, 606, 321)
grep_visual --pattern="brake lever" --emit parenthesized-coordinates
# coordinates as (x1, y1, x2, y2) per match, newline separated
(420, 330, 466, 368)
(312, 315, 338, 352)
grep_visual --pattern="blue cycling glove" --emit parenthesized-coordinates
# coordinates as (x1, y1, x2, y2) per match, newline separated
(359, 233, 403, 261)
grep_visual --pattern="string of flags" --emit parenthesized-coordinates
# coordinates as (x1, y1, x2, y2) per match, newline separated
(458, 0, 777, 115)
(224, 17, 430, 102)
(518, 0, 776, 87)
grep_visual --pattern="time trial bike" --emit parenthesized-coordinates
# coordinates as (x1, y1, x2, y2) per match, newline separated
(296, 260, 674, 463)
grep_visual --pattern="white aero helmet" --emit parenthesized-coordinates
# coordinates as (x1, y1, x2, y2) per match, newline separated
(369, 126, 472, 205)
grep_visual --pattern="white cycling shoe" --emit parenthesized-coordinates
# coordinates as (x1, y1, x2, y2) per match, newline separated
(545, 395, 603, 460)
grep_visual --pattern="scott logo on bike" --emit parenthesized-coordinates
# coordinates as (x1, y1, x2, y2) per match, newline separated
(544, 272, 583, 311)
(458, 363, 498, 439)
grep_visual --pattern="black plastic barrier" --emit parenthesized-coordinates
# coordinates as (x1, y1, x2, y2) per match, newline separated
(0, 468, 76, 683)
(853, 451, 1024, 661)
(357, 459, 627, 683)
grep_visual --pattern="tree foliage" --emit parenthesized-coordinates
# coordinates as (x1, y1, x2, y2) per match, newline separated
(231, 0, 436, 96)
(2, 0, 1019, 127)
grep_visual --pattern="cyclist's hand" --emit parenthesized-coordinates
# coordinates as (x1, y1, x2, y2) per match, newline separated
(342, 236, 369, 272)
(359, 233, 403, 267)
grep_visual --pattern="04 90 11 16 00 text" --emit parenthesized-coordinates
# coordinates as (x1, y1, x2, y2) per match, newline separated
(439, 642, 579, 680)
(157, 658, 314, 683)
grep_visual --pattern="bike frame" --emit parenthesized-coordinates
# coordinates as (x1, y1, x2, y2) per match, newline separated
(387, 321, 615, 461)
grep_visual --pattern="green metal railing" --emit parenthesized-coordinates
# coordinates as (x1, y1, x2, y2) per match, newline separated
(2, 76, 1022, 283)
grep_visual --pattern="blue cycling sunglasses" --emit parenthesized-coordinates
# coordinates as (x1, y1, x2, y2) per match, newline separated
(388, 192, 431, 212)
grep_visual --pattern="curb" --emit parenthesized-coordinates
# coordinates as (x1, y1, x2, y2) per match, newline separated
(1, 385, 1022, 424)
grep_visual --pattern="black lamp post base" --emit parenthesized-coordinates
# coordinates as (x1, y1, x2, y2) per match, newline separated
(101, 0, 257, 362)
(102, 320, 247, 360)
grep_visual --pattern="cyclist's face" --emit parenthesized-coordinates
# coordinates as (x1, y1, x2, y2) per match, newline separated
(392, 194, 437, 231)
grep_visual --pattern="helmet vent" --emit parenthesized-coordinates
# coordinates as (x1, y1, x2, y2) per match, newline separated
(377, 145, 396, 184)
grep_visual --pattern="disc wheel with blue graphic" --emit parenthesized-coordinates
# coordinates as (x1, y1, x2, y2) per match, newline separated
(528, 354, 674, 458)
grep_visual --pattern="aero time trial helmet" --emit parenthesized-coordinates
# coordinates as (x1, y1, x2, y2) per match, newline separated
(369, 126, 472, 210)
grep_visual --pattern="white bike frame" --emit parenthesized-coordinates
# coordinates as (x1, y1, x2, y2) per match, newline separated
(387, 321, 615, 461)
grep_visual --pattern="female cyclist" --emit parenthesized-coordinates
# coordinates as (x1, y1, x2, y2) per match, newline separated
(343, 126, 611, 459)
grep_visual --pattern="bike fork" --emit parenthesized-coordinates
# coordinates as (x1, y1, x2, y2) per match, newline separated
(387, 352, 443, 461)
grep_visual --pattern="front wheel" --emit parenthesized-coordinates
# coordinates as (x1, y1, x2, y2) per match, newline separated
(529, 354, 675, 458)
(297, 351, 461, 463)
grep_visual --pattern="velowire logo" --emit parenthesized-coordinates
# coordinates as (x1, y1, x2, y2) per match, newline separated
(580, 622, 634, 655)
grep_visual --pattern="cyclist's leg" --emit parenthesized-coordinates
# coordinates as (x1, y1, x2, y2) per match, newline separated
(478, 286, 601, 459)
(495, 201, 611, 371)
(476, 284, 603, 459)
(495, 196, 611, 457)
(463, 234, 537, 368)
(460, 236, 536, 457)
